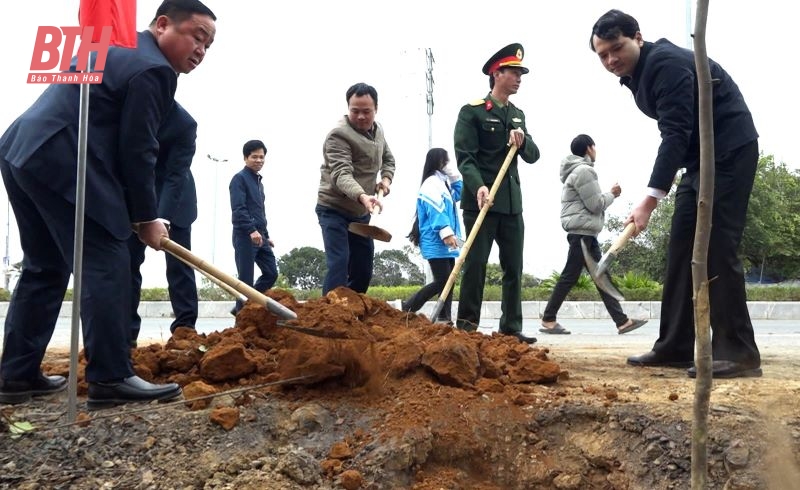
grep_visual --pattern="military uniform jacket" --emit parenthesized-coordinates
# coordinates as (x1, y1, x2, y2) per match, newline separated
(454, 94, 540, 215)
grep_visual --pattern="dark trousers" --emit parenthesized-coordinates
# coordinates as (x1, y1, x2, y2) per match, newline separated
(0, 159, 134, 383)
(315, 204, 374, 295)
(404, 257, 455, 321)
(232, 231, 278, 312)
(542, 234, 628, 326)
(652, 141, 760, 364)
(457, 211, 524, 333)
(129, 224, 198, 339)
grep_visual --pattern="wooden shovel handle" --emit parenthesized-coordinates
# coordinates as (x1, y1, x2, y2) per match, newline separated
(159, 237, 297, 320)
(609, 222, 637, 254)
(430, 145, 518, 320)
(372, 188, 385, 216)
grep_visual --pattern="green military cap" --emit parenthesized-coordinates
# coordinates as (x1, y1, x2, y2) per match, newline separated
(482, 43, 529, 75)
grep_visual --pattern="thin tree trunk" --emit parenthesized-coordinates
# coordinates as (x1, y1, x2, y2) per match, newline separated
(691, 1, 714, 488)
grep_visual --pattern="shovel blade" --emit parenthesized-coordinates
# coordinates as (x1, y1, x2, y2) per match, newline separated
(580, 239, 625, 302)
(348, 222, 392, 242)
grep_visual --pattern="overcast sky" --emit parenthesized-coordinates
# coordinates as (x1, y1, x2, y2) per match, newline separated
(1, 0, 796, 287)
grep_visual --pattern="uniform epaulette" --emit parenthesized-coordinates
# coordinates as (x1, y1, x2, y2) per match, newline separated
(469, 99, 485, 106)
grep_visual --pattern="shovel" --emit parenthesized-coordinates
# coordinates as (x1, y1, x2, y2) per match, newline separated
(159, 237, 296, 320)
(161, 238, 359, 340)
(348, 189, 392, 242)
(580, 239, 625, 302)
(429, 144, 517, 321)
(595, 222, 636, 277)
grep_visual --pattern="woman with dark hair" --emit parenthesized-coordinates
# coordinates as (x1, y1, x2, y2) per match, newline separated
(401, 148, 462, 322)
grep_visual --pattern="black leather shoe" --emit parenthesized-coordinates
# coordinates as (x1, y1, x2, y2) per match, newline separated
(627, 351, 693, 368)
(502, 331, 537, 344)
(0, 373, 68, 405)
(456, 319, 480, 332)
(87, 375, 182, 410)
(687, 360, 762, 379)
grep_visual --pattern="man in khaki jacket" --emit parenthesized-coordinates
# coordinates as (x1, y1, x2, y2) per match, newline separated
(316, 82, 396, 294)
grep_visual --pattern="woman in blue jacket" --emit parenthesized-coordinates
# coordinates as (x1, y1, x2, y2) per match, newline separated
(402, 148, 463, 322)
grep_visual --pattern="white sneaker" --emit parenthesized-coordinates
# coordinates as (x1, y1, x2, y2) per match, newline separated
(391, 299, 403, 310)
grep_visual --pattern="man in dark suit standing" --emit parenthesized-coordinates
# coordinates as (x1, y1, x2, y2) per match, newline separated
(129, 102, 199, 346)
(229, 140, 278, 315)
(0, 0, 216, 409)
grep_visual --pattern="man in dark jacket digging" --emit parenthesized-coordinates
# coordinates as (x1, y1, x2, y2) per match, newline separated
(129, 102, 199, 344)
(590, 9, 761, 378)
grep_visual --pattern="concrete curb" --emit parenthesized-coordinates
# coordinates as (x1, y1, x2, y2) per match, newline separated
(3, 301, 797, 320)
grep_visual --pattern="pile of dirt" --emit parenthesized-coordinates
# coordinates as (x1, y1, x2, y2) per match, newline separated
(133, 286, 563, 392)
(4, 287, 797, 489)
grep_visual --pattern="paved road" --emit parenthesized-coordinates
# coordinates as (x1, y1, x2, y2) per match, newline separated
(34, 317, 800, 359)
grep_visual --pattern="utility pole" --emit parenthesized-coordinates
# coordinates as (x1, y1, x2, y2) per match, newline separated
(423, 48, 436, 284)
(207, 154, 229, 263)
(425, 48, 435, 149)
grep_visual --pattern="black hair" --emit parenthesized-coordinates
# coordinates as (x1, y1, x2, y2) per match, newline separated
(346, 83, 378, 106)
(408, 148, 450, 246)
(150, 0, 216, 26)
(590, 9, 640, 52)
(570, 134, 595, 157)
(242, 140, 267, 158)
(420, 148, 449, 185)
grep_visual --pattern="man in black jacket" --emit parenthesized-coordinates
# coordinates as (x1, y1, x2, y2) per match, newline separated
(0, 0, 216, 408)
(590, 9, 761, 378)
(229, 139, 277, 315)
(129, 102, 199, 345)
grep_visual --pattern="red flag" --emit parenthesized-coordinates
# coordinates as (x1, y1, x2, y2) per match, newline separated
(79, 0, 137, 48)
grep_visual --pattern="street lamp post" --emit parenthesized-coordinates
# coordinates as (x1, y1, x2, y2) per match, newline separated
(207, 154, 229, 263)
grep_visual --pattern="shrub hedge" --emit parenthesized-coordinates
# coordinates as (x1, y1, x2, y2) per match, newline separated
(3, 284, 799, 303)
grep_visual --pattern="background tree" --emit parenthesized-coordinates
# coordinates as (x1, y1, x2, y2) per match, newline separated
(372, 248, 424, 286)
(602, 154, 800, 284)
(277, 246, 327, 290)
(740, 154, 800, 281)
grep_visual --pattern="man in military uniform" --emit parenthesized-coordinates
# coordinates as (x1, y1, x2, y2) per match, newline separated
(454, 43, 540, 344)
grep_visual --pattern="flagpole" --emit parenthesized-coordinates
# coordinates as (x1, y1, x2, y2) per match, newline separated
(68, 57, 91, 423)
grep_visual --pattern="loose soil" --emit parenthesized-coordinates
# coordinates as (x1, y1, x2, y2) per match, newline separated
(2, 287, 799, 489)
